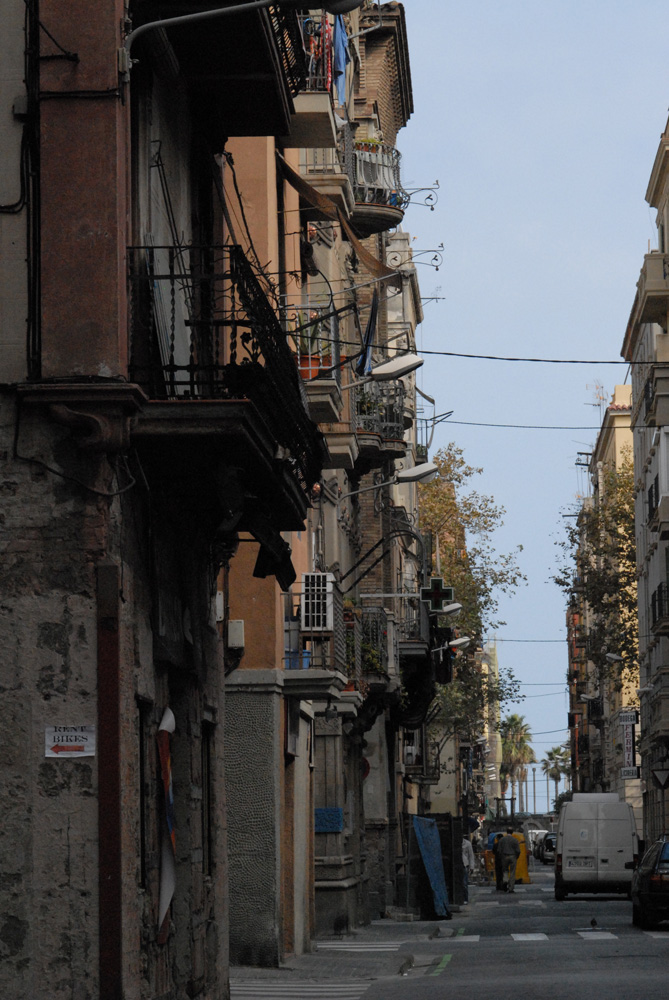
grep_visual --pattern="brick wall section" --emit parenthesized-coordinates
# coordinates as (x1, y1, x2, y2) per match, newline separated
(356, 7, 414, 143)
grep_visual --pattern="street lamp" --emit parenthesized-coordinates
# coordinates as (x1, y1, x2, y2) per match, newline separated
(336, 461, 438, 506)
(122, 2, 364, 76)
(449, 637, 472, 651)
(339, 352, 425, 389)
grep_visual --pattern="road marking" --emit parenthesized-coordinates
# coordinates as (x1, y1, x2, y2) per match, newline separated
(511, 933, 549, 941)
(230, 983, 369, 999)
(451, 935, 480, 942)
(316, 942, 402, 951)
(576, 931, 617, 940)
(643, 931, 669, 939)
(429, 954, 452, 976)
(518, 901, 546, 906)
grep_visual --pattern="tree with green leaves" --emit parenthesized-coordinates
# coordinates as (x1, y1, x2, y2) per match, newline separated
(553, 449, 637, 691)
(418, 444, 526, 639)
(427, 657, 521, 754)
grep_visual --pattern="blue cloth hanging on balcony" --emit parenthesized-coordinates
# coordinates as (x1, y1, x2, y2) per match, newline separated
(333, 15, 350, 105)
(355, 288, 378, 376)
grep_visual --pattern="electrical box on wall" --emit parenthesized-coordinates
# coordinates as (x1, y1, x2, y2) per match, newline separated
(228, 619, 245, 649)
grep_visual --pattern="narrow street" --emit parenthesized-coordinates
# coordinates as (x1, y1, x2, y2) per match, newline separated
(231, 867, 669, 1000)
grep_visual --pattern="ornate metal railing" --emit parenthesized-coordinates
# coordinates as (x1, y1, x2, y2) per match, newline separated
(298, 11, 334, 92)
(285, 302, 342, 387)
(354, 380, 406, 440)
(353, 141, 409, 209)
(396, 596, 429, 645)
(269, 5, 307, 96)
(361, 606, 389, 675)
(127, 244, 322, 495)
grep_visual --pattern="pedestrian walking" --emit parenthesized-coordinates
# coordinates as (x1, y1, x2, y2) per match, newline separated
(497, 827, 521, 893)
(462, 836, 476, 903)
(492, 832, 504, 891)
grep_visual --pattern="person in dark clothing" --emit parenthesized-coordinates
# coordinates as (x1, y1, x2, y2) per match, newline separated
(497, 828, 521, 893)
(492, 833, 504, 891)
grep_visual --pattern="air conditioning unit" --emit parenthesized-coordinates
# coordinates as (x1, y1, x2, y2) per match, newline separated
(301, 573, 336, 632)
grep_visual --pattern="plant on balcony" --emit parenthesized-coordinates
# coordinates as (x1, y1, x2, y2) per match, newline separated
(360, 640, 384, 676)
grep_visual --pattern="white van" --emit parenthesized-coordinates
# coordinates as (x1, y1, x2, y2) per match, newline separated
(555, 792, 639, 900)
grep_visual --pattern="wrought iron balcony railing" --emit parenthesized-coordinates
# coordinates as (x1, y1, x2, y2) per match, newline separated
(354, 380, 406, 441)
(127, 243, 321, 495)
(396, 596, 430, 646)
(361, 606, 389, 675)
(285, 302, 342, 387)
(270, 5, 308, 97)
(353, 141, 409, 211)
(298, 11, 334, 93)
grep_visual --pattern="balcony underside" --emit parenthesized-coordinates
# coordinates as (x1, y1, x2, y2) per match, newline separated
(283, 668, 347, 701)
(132, 399, 311, 531)
(350, 203, 406, 239)
(135, 1, 302, 139)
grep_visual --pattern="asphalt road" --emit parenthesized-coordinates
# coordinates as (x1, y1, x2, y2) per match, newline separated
(365, 866, 669, 1000)
(230, 864, 669, 1000)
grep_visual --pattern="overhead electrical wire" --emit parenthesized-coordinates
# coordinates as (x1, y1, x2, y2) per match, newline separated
(419, 349, 632, 365)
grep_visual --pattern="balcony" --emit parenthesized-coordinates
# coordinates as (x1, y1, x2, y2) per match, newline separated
(651, 582, 669, 635)
(286, 302, 344, 423)
(353, 381, 407, 464)
(632, 253, 669, 328)
(282, 14, 339, 148)
(127, 244, 324, 531)
(361, 606, 392, 694)
(299, 145, 355, 217)
(641, 364, 669, 426)
(350, 141, 409, 238)
(396, 596, 430, 659)
(133, 1, 306, 140)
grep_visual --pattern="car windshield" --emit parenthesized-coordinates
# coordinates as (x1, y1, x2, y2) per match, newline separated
(658, 842, 669, 869)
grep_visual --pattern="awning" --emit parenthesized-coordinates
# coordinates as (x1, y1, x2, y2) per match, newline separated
(276, 152, 401, 287)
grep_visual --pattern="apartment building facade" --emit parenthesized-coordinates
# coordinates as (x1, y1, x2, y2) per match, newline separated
(623, 117, 669, 843)
(565, 386, 641, 829)
(0, 1, 455, 995)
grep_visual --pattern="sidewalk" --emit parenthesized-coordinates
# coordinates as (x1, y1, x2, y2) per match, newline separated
(229, 890, 476, 987)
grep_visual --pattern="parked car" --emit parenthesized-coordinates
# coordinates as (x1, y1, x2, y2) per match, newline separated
(540, 833, 556, 864)
(528, 829, 548, 859)
(631, 838, 669, 928)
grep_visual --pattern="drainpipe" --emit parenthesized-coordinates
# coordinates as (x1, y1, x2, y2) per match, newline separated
(97, 562, 122, 999)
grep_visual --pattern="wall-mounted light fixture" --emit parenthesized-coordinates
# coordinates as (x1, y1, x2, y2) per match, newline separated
(339, 352, 424, 390)
(337, 461, 438, 508)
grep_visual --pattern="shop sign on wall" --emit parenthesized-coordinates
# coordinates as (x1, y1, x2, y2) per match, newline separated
(44, 725, 96, 757)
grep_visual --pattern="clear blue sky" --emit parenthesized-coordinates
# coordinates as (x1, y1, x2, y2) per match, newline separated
(399, 1, 668, 770)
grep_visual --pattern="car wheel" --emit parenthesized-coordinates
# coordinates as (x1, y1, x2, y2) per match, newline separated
(555, 888, 566, 901)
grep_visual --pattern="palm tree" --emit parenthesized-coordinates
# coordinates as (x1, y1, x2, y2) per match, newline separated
(541, 746, 570, 808)
(517, 742, 537, 812)
(501, 714, 534, 813)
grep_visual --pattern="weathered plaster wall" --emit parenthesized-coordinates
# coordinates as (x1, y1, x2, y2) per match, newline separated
(225, 671, 282, 966)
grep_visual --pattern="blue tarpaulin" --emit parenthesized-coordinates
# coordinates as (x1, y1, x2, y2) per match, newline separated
(412, 816, 450, 916)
